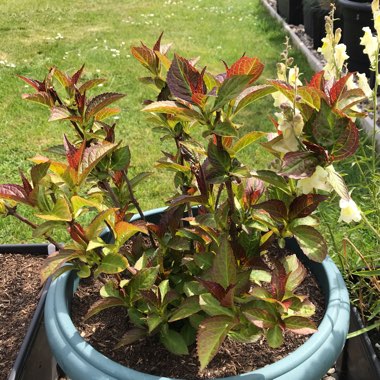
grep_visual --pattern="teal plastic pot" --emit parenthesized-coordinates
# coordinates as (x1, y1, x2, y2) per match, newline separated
(45, 208, 350, 380)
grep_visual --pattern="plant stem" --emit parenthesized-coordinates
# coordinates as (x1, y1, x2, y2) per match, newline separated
(6, 206, 60, 248)
(122, 171, 156, 248)
(101, 180, 121, 208)
(372, 47, 379, 172)
(361, 212, 380, 241)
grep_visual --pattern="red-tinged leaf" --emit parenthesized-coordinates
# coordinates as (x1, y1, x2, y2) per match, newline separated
(279, 151, 319, 179)
(211, 234, 237, 290)
(49, 106, 77, 122)
(84, 297, 126, 320)
(85, 93, 125, 121)
(78, 78, 107, 94)
(19, 171, 33, 195)
(289, 194, 328, 220)
(142, 100, 201, 120)
(243, 308, 277, 329)
(332, 120, 359, 161)
(40, 249, 81, 283)
(297, 86, 321, 110)
(284, 316, 317, 334)
(68, 222, 87, 245)
(267, 79, 294, 101)
(270, 260, 288, 301)
(243, 177, 264, 208)
(292, 225, 328, 262)
(79, 142, 118, 184)
(283, 255, 307, 292)
(226, 56, 264, 84)
(63, 136, 85, 171)
(153, 31, 164, 51)
(22, 92, 53, 107)
(94, 107, 120, 121)
(71, 64, 85, 85)
(308, 71, 325, 90)
(18, 75, 45, 91)
(303, 141, 330, 163)
(0, 184, 31, 205)
(329, 73, 353, 105)
(197, 316, 236, 370)
(167, 54, 206, 103)
(131, 43, 157, 72)
(220, 284, 235, 307)
(115, 328, 146, 348)
(169, 296, 202, 322)
(197, 278, 226, 302)
(252, 200, 287, 221)
(85, 208, 117, 239)
(234, 84, 276, 114)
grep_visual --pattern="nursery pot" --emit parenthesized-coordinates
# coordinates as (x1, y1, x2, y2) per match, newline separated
(45, 208, 350, 380)
(0, 243, 58, 380)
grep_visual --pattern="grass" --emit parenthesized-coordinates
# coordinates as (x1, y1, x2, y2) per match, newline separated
(0, 0, 313, 243)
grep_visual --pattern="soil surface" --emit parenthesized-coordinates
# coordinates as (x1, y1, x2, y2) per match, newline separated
(71, 246, 325, 380)
(0, 253, 44, 380)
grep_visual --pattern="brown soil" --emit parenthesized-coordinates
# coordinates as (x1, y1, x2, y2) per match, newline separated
(0, 253, 44, 380)
(71, 247, 326, 380)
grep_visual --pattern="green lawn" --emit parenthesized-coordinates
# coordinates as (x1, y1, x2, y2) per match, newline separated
(0, 0, 314, 243)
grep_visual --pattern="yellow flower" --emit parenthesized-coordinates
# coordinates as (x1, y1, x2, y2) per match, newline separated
(360, 27, 378, 67)
(297, 166, 332, 194)
(334, 44, 349, 71)
(357, 72, 373, 98)
(338, 198, 362, 223)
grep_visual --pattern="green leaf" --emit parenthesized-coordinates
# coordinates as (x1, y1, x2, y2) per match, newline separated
(169, 296, 202, 322)
(199, 293, 235, 317)
(36, 197, 72, 222)
(266, 325, 284, 348)
(126, 266, 160, 302)
(49, 106, 74, 122)
(252, 170, 291, 194)
(22, 92, 53, 107)
(31, 162, 50, 187)
(211, 234, 237, 289)
(147, 314, 163, 333)
(115, 328, 146, 349)
(160, 327, 189, 355)
(84, 297, 126, 320)
(230, 131, 266, 154)
(95, 253, 129, 276)
(243, 307, 277, 329)
(234, 84, 276, 114)
(111, 146, 131, 171)
(213, 120, 238, 137)
(352, 269, 380, 277)
(284, 316, 317, 334)
(292, 225, 328, 262)
(213, 75, 252, 110)
(115, 221, 147, 248)
(197, 315, 235, 370)
(77, 264, 91, 278)
(78, 79, 107, 94)
(208, 142, 231, 173)
(100, 280, 121, 298)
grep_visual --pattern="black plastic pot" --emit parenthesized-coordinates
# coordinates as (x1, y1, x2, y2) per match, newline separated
(1, 244, 58, 380)
(337, 0, 373, 76)
(277, 0, 304, 25)
(336, 307, 380, 380)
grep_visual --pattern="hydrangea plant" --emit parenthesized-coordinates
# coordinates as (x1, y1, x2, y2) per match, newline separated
(0, 7, 368, 371)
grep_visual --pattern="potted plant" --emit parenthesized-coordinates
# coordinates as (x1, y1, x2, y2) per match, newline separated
(0, 8, 370, 380)
(0, 243, 57, 380)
